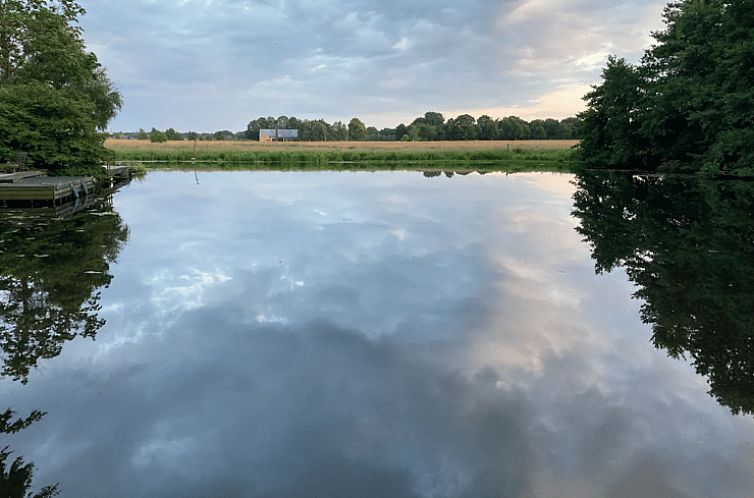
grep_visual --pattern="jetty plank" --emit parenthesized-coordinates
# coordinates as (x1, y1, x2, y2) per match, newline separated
(0, 176, 96, 205)
(0, 171, 45, 183)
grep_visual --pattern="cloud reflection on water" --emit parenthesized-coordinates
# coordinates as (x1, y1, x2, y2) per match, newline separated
(3, 172, 753, 497)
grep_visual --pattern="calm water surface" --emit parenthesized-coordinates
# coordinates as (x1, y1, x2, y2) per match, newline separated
(1, 171, 753, 497)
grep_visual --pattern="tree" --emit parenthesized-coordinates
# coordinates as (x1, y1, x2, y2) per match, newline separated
(165, 128, 181, 141)
(413, 123, 437, 141)
(423, 112, 445, 128)
(578, 57, 646, 168)
(528, 119, 546, 140)
(446, 114, 478, 140)
(149, 128, 167, 143)
(213, 130, 234, 141)
(559, 117, 582, 139)
(0, 0, 121, 169)
(543, 119, 560, 139)
(477, 115, 498, 140)
(347, 118, 367, 141)
(331, 121, 348, 141)
(395, 123, 408, 141)
(136, 128, 148, 140)
(498, 116, 530, 140)
(579, 0, 754, 175)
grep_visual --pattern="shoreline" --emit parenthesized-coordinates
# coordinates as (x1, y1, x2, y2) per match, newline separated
(107, 139, 580, 167)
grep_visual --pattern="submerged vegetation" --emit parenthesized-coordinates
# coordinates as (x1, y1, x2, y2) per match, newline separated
(579, 0, 754, 176)
(0, 0, 120, 171)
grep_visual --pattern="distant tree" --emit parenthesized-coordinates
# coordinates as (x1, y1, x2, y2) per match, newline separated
(446, 114, 478, 140)
(395, 123, 408, 141)
(543, 119, 561, 139)
(379, 128, 396, 141)
(186, 131, 198, 141)
(528, 119, 546, 140)
(477, 115, 498, 140)
(245, 116, 277, 140)
(275, 115, 289, 129)
(137, 128, 148, 140)
(300, 120, 330, 141)
(348, 118, 367, 141)
(213, 130, 234, 141)
(414, 123, 437, 141)
(149, 128, 168, 143)
(331, 121, 348, 141)
(287, 116, 301, 130)
(423, 112, 445, 128)
(498, 116, 525, 140)
(165, 128, 182, 141)
(559, 117, 582, 139)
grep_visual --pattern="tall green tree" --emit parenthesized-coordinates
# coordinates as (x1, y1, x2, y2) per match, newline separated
(579, 57, 646, 167)
(347, 118, 367, 141)
(580, 0, 754, 174)
(446, 114, 478, 140)
(477, 115, 498, 140)
(0, 0, 121, 169)
(149, 128, 167, 143)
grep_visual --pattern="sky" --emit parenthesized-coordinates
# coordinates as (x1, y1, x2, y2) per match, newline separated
(79, 0, 667, 132)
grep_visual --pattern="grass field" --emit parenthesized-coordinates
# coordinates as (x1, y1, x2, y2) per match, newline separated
(107, 139, 580, 169)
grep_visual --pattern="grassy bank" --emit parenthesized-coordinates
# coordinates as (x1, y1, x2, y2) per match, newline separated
(107, 139, 580, 168)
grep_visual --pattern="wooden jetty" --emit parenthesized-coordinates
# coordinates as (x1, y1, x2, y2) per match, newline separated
(0, 174, 96, 206)
(0, 165, 136, 208)
(104, 164, 135, 181)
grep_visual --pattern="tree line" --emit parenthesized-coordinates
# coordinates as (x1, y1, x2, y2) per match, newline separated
(579, 0, 754, 175)
(115, 114, 583, 143)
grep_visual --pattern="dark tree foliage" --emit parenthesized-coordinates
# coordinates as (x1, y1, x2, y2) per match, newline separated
(572, 172, 754, 414)
(579, 0, 754, 175)
(0, 0, 121, 169)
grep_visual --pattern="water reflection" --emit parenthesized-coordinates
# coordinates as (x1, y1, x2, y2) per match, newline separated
(1, 409, 56, 498)
(0, 199, 129, 497)
(1, 171, 753, 497)
(573, 172, 754, 414)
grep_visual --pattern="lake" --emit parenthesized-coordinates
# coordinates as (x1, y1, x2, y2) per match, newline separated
(1, 170, 753, 497)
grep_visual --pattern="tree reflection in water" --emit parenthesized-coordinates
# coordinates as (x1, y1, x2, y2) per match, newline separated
(572, 172, 754, 415)
(0, 201, 129, 497)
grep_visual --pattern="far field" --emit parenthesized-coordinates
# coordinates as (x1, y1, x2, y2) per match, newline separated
(106, 139, 580, 169)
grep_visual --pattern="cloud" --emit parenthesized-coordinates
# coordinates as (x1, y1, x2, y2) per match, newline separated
(79, 0, 666, 130)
